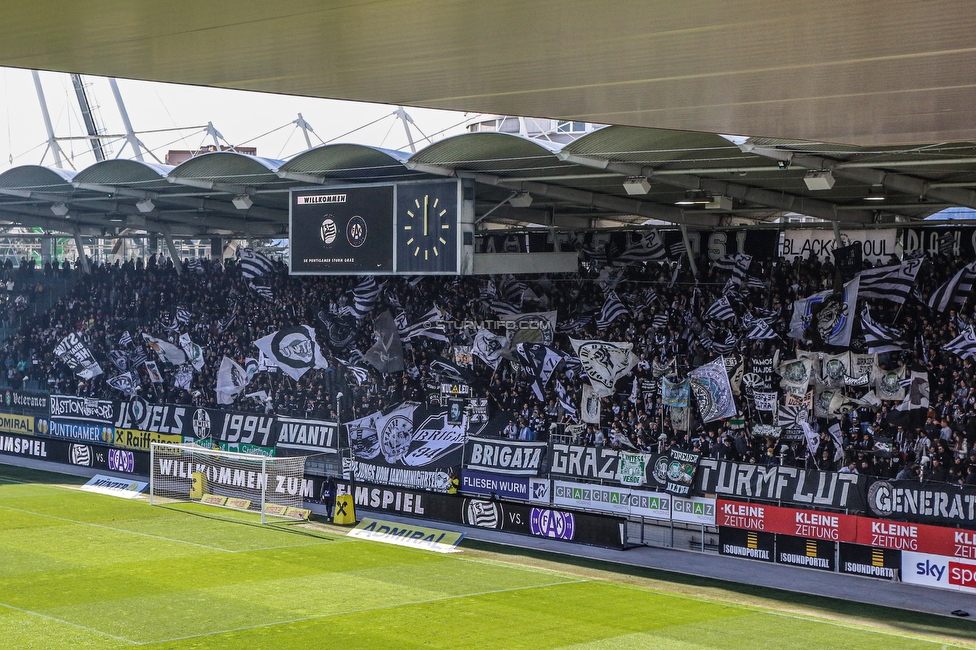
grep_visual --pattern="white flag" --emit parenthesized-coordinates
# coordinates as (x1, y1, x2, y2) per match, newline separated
(143, 333, 187, 366)
(216, 356, 249, 405)
(179, 333, 205, 372)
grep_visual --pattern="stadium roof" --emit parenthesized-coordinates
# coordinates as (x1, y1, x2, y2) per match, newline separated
(0, 127, 975, 238)
(0, 2, 973, 146)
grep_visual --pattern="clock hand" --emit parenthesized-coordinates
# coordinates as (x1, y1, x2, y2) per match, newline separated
(423, 195, 429, 237)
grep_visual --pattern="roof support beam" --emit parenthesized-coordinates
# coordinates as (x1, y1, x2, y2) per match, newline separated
(405, 161, 719, 227)
(558, 152, 873, 225)
(742, 145, 976, 210)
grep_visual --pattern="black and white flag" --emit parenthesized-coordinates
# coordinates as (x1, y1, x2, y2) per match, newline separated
(396, 307, 448, 342)
(142, 333, 187, 366)
(253, 325, 329, 380)
(597, 291, 629, 329)
(248, 282, 274, 300)
(928, 260, 976, 312)
(341, 276, 381, 321)
(317, 311, 357, 349)
(753, 391, 777, 412)
(185, 258, 204, 275)
(571, 338, 638, 398)
(106, 371, 137, 395)
(145, 360, 163, 384)
(612, 230, 667, 266)
(175, 307, 192, 324)
(704, 296, 736, 321)
(118, 331, 133, 348)
(108, 349, 128, 372)
(689, 357, 737, 423)
(217, 305, 238, 333)
(472, 329, 510, 370)
(216, 356, 249, 405)
(365, 311, 405, 374)
(857, 259, 921, 304)
(514, 343, 566, 401)
(859, 308, 908, 354)
(944, 326, 976, 360)
(173, 365, 194, 391)
(745, 319, 779, 340)
(53, 332, 103, 379)
(236, 246, 276, 278)
(178, 333, 205, 372)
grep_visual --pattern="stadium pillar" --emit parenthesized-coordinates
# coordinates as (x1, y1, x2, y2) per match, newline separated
(163, 231, 184, 275)
(679, 224, 698, 277)
(210, 237, 223, 261)
(72, 230, 90, 274)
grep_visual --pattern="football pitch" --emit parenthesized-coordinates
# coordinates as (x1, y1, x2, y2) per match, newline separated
(0, 466, 974, 649)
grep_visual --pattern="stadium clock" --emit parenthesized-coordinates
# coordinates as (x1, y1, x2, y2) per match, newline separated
(396, 181, 460, 274)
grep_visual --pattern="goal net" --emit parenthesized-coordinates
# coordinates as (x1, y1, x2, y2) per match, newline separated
(150, 442, 309, 523)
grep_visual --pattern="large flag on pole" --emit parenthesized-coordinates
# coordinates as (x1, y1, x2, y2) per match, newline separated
(365, 311, 405, 373)
(142, 334, 187, 366)
(571, 338, 638, 398)
(689, 357, 737, 423)
(216, 356, 249, 405)
(514, 343, 566, 401)
(857, 259, 921, 304)
(53, 332, 103, 379)
(928, 260, 976, 312)
(253, 325, 328, 380)
(178, 333, 205, 371)
(789, 276, 859, 348)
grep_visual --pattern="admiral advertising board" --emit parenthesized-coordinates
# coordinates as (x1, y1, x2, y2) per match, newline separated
(463, 437, 547, 476)
(775, 534, 836, 571)
(337, 481, 625, 548)
(838, 543, 900, 579)
(719, 526, 775, 562)
(551, 480, 670, 520)
(0, 412, 34, 436)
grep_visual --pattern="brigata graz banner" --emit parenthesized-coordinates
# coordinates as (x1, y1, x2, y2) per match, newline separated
(463, 437, 547, 476)
(0, 431, 147, 475)
(337, 481, 625, 548)
(697, 458, 868, 511)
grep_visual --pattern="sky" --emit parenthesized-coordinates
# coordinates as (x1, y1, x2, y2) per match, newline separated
(0, 68, 477, 170)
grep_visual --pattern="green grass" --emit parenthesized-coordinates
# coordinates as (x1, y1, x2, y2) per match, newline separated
(0, 466, 973, 649)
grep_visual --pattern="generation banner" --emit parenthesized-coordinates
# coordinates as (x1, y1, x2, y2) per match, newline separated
(551, 479, 670, 520)
(781, 229, 898, 263)
(696, 458, 868, 510)
(463, 437, 547, 476)
(864, 478, 976, 527)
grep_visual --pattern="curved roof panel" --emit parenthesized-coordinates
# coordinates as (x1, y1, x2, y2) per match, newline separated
(168, 151, 284, 186)
(279, 144, 421, 182)
(72, 159, 172, 189)
(564, 126, 756, 169)
(0, 165, 76, 191)
(409, 132, 575, 176)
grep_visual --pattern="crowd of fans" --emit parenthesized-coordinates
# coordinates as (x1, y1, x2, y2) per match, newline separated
(3, 236, 976, 487)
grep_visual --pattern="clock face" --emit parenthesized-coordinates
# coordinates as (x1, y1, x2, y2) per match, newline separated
(396, 181, 459, 273)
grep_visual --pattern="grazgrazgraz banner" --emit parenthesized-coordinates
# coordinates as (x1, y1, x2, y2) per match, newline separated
(551, 480, 670, 520)
(463, 437, 547, 476)
(346, 402, 482, 492)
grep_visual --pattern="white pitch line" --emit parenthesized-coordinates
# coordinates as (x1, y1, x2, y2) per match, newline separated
(0, 600, 138, 645)
(0, 503, 238, 553)
(142, 578, 585, 645)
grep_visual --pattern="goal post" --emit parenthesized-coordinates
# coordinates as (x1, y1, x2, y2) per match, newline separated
(150, 442, 309, 523)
